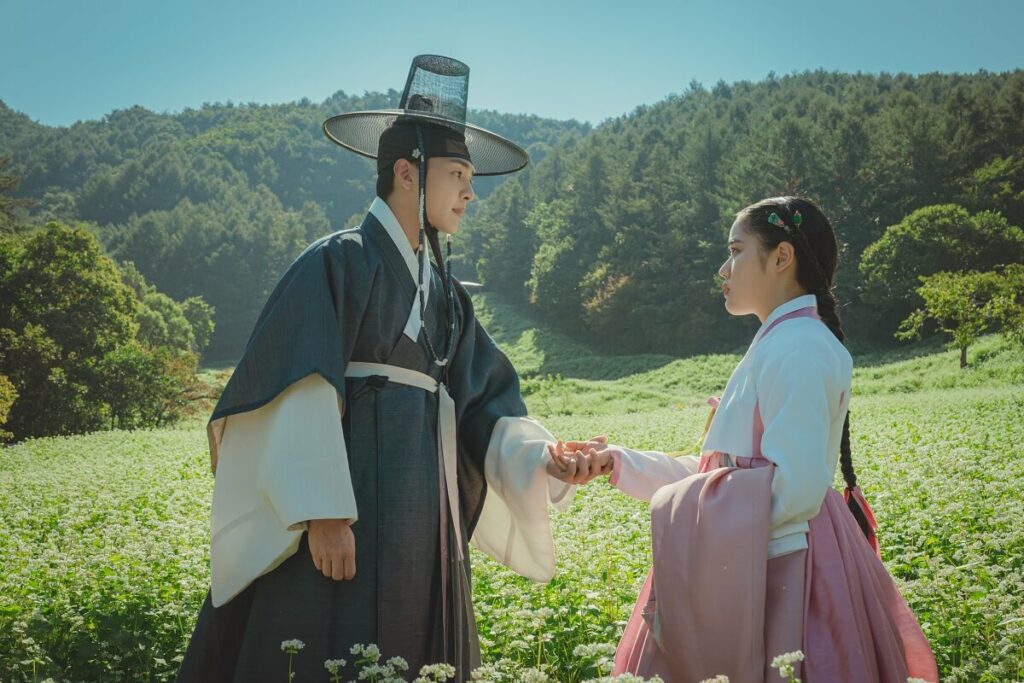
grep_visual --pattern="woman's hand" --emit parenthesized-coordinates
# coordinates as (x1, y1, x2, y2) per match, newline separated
(546, 438, 614, 485)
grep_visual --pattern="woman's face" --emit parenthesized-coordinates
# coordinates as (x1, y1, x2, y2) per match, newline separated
(718, 216, 772, 317)
(424, 157, 475, 235)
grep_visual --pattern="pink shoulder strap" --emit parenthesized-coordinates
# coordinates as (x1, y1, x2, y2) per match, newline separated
(752, 306, 820, 459)
(761, 305, 821, 339)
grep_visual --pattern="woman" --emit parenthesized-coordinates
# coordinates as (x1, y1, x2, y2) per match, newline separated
(557, 197, 938, 682)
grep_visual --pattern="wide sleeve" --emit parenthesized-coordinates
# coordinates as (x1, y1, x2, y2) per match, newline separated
(447, 286, 531, 536)
(609, 447, 701, 502)
(207, 234, 369, 473)
(206, 238, 371, 606)
(208, 374, 358, 606)
(755, 348, 838, 532)
(470, 416, 576, 582)
(447, 285, 573, 582)
(258, 373, 359, 529)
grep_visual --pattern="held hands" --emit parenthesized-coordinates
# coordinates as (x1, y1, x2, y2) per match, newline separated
(545, 435, 615, 485)
(308, 518, 356, 580)
(309, 438, 614, 579)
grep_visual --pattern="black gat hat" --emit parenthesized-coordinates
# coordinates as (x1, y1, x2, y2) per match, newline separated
(322, 54, 529, 176)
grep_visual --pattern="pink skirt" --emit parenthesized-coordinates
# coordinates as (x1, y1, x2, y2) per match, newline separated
(612, 453, 939, 683)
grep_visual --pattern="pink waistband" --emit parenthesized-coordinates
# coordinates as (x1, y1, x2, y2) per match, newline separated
(698, 451, 772, 472)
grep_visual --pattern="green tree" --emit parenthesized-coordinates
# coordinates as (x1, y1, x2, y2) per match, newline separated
(119, 260, 215, 354)
(0, 322, 101, 437)
(965, 155, 1024, 229)
(96, 342, 202, 429)
(526, 199, 579, 317)
(0, 222, 205, 440)
(860, 205, 1024, 333)
(0, 374, 16, 442)
(988, 263, 1024, 347)
(896, 270, 1005, 367)
(0, 223, 139, 438)
(475, 180, 535, 303)
(137, 291, 195, 353)
(0, 237, 17, 330)
(0, 156, 34, 235)
(180, 296, 216, 354)
(106, 187, 314, 358)
(9, 222, 138, 359)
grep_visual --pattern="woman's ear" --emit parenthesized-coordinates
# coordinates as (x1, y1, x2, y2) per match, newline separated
(774, 241, 796, 273)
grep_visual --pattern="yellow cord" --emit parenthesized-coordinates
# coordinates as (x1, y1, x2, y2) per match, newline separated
(667, 404, 718, 457)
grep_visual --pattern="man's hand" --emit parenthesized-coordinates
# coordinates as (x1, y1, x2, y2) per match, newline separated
(562, 435, 615, 483)
(546, 438, 614, 485)
(562, 435, 608, 453)
(308, 518, 356, 580)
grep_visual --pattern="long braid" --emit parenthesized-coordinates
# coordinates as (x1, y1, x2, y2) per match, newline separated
(814, 285, 871, 538)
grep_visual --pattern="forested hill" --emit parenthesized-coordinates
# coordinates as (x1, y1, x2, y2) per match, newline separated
(0, 91, 590, 226)
(4, 71, 1024, 360)
(460, 70, 1024, 355)
(0, 92, 590, 359)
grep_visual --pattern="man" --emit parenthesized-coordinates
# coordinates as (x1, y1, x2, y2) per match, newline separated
(176, 55, 593, 682)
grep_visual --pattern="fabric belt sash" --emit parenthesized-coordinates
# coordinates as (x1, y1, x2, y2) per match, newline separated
(344, 362, 463, 560)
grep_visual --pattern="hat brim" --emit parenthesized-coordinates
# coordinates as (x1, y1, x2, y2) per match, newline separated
(322, 109, 529, 176)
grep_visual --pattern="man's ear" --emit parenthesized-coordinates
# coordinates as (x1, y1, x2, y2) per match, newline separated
(394, 158, 417, 192)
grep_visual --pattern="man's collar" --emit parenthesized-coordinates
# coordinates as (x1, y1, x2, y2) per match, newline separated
(366, 197, 429, 341)
(369, 196, 421, 287)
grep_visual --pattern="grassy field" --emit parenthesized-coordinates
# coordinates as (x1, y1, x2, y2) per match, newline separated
(1, 295, 1022, 682)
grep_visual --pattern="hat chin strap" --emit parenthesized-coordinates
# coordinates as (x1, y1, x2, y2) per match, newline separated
(415, 125, 457, 368)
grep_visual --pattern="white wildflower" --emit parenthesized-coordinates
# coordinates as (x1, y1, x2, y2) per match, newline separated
(770, 650, 805, 668)
(573, 643, 617, 658)
(324, 658, 347, 673)
(520, 668, 549, 683)
(358, 663, 391, 679)
(386, 655, 409, 672)
(280, 639, 305, 654)
(350, 642, 382, 661)
(770, 649, 805, 679)
(415, 662, 457, 682)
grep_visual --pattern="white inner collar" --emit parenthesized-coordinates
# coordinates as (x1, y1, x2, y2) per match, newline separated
(754, 293, 818, 344)
(368, 197, 430, 341)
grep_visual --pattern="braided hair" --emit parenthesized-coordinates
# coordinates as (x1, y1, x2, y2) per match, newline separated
(738, 196, 872, 540)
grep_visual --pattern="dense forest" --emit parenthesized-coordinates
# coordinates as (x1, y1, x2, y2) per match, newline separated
(0, 91, 590, 359)
(460, 70, 1024, 353)
(3, 71, 1023, 360)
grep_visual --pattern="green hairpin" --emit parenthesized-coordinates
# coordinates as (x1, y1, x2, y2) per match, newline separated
(768, 210, 803, 229)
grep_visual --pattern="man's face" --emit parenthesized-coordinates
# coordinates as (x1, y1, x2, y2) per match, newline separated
(425, 157, 475, 235)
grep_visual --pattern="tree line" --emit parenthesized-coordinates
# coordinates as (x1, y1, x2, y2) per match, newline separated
(2, 71, 1023, 442)
(458, 70, 1024, 355)
(1, 191, 215, 441)
(0, 91, 589, 359)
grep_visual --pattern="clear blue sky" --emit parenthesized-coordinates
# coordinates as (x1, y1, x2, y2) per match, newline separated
(3, 0, 1023, 127)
